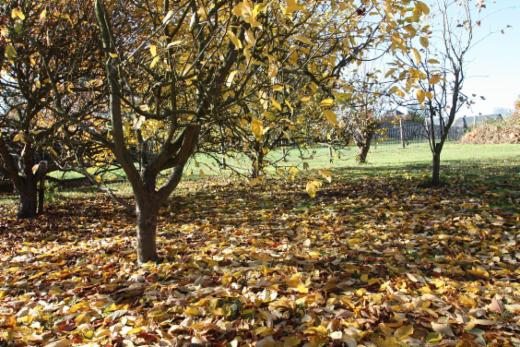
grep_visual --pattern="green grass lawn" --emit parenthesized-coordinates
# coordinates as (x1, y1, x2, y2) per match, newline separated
(183, 142, 520, 177)
(47, 142, 520, 182)
(1, 142, 519, 207)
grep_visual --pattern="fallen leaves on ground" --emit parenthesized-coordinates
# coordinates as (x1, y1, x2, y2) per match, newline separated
(0, 168, 519, 346)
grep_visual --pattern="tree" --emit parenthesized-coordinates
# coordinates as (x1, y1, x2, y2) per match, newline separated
(0, 1, 98, 218)
(339, 70, 393, 163)
(391, 0, 476, 186)
(90, 0, 427, 262)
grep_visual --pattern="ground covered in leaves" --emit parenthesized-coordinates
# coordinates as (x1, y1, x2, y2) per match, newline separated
(1, 164, 519, 347)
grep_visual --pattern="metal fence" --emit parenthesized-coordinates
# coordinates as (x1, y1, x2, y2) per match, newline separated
(374, 123, 467, 145)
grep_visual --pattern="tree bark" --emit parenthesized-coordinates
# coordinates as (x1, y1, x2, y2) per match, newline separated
(37, 177, 45, 215)
(357, 143, 370, 164)
(432, 150, 441, 186)
(252, 146, 264, 178)
(17, 180, 38, 219)
(399, 118, 406, 148)
(357, 134, 373, 164)
(136, 199, 160, 263)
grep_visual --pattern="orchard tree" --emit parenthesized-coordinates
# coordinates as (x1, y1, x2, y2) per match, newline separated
(214, 82, 326, 179)
(92, 0, 429, 262)
(0, 1, 98, 218)
(390, 0, 478, 186)
(206, 0, 432, 178)
(338, 69, 394, 163)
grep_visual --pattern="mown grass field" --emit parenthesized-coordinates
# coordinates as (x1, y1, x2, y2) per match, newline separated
(2, 143, 520, 206)
(185, 142, 520, 176)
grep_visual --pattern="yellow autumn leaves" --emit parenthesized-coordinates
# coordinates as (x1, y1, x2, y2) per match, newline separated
(251, 118, 264, 141)
(305, 169, 333, 198)
(11, 7, 25, 21)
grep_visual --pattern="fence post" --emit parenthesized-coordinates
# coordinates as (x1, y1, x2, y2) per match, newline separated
(399, 118, 406, 148)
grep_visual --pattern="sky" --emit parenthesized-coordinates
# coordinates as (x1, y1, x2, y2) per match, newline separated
(460, 0, 520, 115)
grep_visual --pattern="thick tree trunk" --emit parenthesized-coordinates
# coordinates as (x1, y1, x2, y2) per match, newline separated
(355, 128, 374, 164)
(357, 144, 370, 164)
(17, 181, 38, 219)
(432, 150, 441, 186)
(357, 136, 372, 164)
(136, 201, 160, 263)
(252, 150, 264, 178)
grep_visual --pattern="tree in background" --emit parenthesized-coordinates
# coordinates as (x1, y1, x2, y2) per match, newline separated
(390, 0, 476, 186)
(0, 1, 98, 218)
(339, 69, 394, 163)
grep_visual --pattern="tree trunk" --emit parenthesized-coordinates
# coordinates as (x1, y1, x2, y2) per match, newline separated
(399, 118, 406, 149)
(136, 200, 160, 263)
(37, 178, 45, 215)
(252, 149, 264, 178)
(432, 150, 441, 186)
(357, 144, 370, 163)
(17, 180, 38, 219)
(357, 135, 373, 164)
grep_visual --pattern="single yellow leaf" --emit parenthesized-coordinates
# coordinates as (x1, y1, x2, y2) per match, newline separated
(304, 325, 328, 336)
(429, 74, 442, 85)
(284, 0, 304, 16)
(394, 325, 414, 339)
(32, 164, 41, 175)
(416, 89, 426, 104)
(184, 306, 201, 316)
(12, 132, 24, 143)
(271, 98, 282, 111)
(323, 110, 337, 126)
(227, 31, 243, 50)
(306, 180, 322, 198)
(5, 45, 17, 60)
(468, 267, 489, 278)
(226, 70, 238, 87)
(11, 8, 25, 20)
(127, 327, 143, 335)
(320, 98, 334, 107)
(150, 56, 160, 68)
(416, 1, 430, 15)
(318, 169, 332, 183)
(251, 118, 264, 141)
(149, 44, 157, 57)
(420, 36, 429, 48)
(389, 86, 405, 97)
(459, 295, 477, 308)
